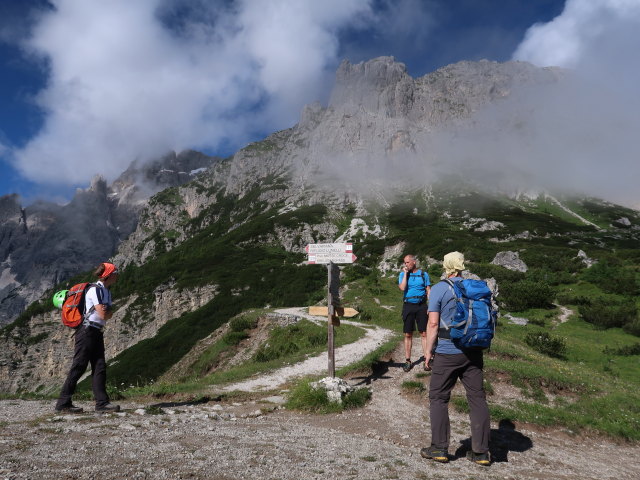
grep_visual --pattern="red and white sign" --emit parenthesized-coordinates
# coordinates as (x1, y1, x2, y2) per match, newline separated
(307, 252, 357, 264)
(306, 243, 356, 264)
(306, 243, 353, 254)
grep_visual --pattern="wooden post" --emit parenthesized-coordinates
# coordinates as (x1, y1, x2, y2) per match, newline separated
(327, 261, 340, 378)
(327, 263, 335, 377)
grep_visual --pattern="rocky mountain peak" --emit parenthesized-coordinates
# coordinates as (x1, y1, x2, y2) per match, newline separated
(0, 151, 218, 326)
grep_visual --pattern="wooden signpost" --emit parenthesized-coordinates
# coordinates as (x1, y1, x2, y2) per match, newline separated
(306, 243, 358, 378)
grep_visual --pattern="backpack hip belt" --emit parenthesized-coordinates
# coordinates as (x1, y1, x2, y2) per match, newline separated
(83, 320, 104, 331)
(404, 295, 425, 304)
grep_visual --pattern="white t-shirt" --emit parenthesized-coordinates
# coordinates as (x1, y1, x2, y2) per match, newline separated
(84, 281, 112, 327)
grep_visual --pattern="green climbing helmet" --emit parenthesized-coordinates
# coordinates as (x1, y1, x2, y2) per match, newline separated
(52, 290, 68, 309)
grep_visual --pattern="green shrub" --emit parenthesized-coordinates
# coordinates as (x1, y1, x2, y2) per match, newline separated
(524, 331, 567, 358)
(229, 316, 257, 332)
(579, 297, 637, 330)
(555, 291, 591, 306)
(465, 264, 525, 284)
(520, 249, 584, 273)
(222, 331, 248, 346)
(623, 318, 640, 337)
(25, 332, 49, 345)
(603, 343, 640, 356)
(582, 262, 640, 296)
(500, 280, 553, 311)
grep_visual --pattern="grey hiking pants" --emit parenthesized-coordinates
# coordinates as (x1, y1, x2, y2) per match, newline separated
(428, 351, 490, 454)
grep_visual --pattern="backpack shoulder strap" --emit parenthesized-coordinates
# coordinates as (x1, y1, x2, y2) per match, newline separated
(443, 278, 458, 298)
(83, 283, 99, 317)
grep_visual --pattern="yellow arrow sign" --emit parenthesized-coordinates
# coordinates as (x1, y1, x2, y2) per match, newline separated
(308, 306, 359, 318)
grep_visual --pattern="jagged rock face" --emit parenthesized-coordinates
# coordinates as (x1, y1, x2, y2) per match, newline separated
(0, 152, 218, 327)
(114, 58, 564, 269)
(0, 180, 119, 327)
(293, 57, 564, 193)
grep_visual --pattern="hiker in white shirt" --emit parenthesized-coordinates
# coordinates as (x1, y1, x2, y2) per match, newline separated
(55, 262, 121, 413)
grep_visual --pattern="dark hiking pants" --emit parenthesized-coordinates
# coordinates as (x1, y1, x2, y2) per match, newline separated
(56, 325, 110, 408)
(428, 351, 490, 454)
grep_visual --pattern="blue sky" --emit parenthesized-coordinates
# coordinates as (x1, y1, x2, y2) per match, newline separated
(1, 0, 639, 206)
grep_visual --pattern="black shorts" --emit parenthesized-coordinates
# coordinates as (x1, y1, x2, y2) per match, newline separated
(402, 302, 428, 333)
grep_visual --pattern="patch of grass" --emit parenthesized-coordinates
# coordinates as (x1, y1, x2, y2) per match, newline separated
(285, 378, 371, 414)
(342, 387, 372, 409)
(25, 332, 49, 345)
(401, 381, 425, 394)
(284, 380, 339, 414)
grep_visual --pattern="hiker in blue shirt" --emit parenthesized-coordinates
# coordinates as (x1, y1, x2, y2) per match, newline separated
(398, 255, 431, 372)
(420, 251, 491, 466)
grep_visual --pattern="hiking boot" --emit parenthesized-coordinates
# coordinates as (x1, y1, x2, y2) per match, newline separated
(466, 451, 491, 466)
(420, 446, 449, 463)
(402, 360, 412, 372)
(55, 404, 83, 414)
(95, 403, 120, 413)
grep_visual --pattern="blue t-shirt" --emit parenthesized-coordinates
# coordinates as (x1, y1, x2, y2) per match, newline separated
(398, 269, 431, 304)
(428, 278, 463, 354)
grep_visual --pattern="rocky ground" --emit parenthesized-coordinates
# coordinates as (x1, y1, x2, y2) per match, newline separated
(1, 309, 638, 479)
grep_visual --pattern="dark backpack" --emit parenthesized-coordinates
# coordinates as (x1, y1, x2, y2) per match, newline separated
(442, 278, 497, 349)
(61, 283, 96, 328)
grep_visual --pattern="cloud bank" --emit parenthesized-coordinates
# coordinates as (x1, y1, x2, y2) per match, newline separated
(462, 0, 640, 207)
(10, 0, 376, 186)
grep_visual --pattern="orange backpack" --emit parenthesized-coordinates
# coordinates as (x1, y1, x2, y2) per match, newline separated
(61, 283, 96, 328)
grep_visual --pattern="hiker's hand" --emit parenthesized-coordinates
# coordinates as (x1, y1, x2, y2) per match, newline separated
(425, 355, 434, 371)
(96, 304, 113, 320)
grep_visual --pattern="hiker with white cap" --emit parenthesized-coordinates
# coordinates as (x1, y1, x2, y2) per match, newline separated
(420, 251, 492, 466)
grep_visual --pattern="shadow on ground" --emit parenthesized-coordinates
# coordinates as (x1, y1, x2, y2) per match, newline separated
(454, 419, 533, 462)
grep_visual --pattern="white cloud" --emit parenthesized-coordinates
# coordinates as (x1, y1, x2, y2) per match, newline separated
(12, 0, 374, 186)
(504, 0, 640, 206)
(513, 0, 640, 70)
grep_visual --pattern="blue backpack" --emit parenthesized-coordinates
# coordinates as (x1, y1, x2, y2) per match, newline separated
(443, 279, 497, 350)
